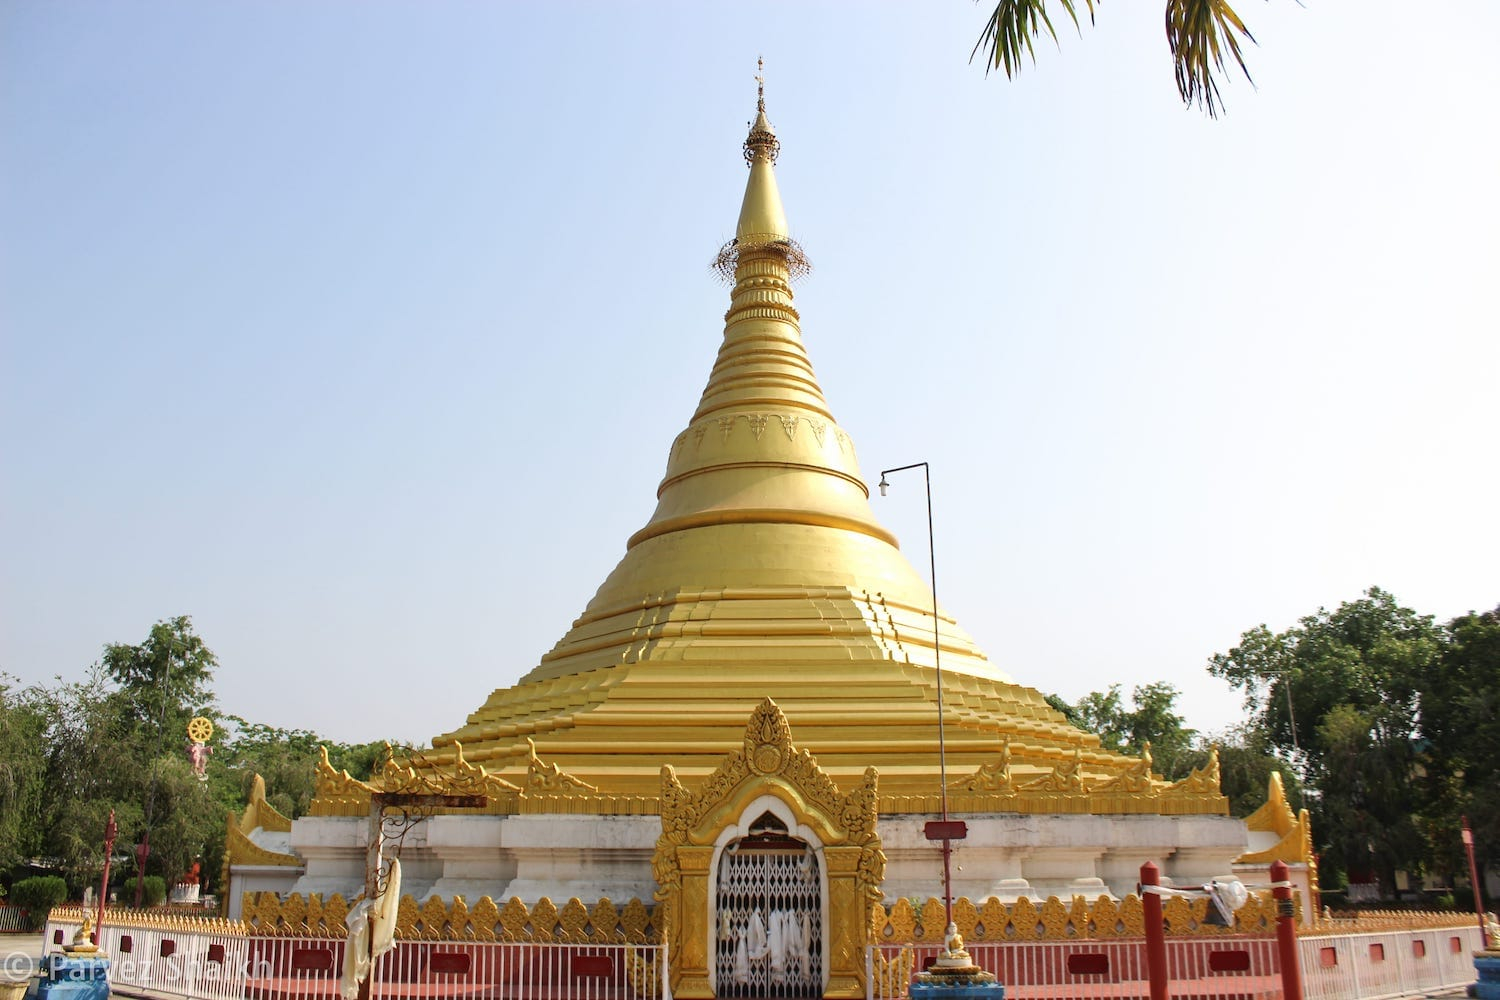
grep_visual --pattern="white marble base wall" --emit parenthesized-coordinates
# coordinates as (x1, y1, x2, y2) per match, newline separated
(287, 813, 660, 903)
(877, 813, 1247, 902)
(287, 816, 367, 898)
(425, 815, 517, 902)
(498, 814, 658, 903)
(228, 866, 304, 919)
(281, 810, 1247, 905)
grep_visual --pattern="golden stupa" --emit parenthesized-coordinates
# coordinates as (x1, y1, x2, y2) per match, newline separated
(304, 82, 1224, 815)
(236, 79, 1245, 999)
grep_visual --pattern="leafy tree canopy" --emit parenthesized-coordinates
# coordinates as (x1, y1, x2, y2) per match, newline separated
(2, 617, 402, 897)
(1419, 605, 1500, 877)
(1208, 587, 1441, 893)
(0, 676, 49, 871)
(1207, 587, 1437, 769)
(1050, 681, 1196, 778)
(102, 615, 217, 735)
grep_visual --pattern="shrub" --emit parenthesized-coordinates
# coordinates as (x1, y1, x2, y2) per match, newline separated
(10, 876, 68, 929)
(140, 875, 166, 907)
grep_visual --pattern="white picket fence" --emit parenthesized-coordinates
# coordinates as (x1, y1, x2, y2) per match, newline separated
(0, 906, 28, 932)
(867, 936, 1282, 999)
(41, 914, 671, 1000)
(867, 925, 1485, 1000)
(1299, 925, 1483, 1000)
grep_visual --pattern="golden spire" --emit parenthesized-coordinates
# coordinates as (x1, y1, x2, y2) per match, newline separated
(635, 68, 867, 553)
(716, 60, 805, 281)
(416, 81, 1170, 810)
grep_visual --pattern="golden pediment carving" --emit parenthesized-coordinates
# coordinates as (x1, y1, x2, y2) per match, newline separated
(313, 745, 375, 808)
(1094, 741, 1157, 794)
(1018, 749, 1089, 793)
(527, 737, 599, 793)
(381, 741, 523, 806)
(1163, 747, 1222, 795)
(1157, 747, 1230, 815)
(951, 739, 1014, 793)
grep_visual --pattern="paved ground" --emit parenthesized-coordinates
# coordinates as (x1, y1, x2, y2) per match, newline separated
(1, 933, 43, 978)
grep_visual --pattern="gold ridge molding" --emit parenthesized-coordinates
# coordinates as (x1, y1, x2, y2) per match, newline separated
(655, 460, 869, 498)
(627, 506, 898, 550)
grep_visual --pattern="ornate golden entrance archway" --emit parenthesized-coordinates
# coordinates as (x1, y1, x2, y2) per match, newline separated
(653, 699, 884, 999)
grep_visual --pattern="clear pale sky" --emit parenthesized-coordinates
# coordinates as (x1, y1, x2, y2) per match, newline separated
(3, 2, 1496, 748)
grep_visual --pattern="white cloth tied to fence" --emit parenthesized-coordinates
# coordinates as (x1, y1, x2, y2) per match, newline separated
(1140, 878, 1252, 925)
(339, 857, 402, 1000)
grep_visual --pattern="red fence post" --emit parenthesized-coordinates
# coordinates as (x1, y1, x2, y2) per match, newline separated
(1141, 861, 1168, 1000)
(1272, 859, 1305, 1000)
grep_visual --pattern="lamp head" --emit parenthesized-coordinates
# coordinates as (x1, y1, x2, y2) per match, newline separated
(877, 475, 888, 496)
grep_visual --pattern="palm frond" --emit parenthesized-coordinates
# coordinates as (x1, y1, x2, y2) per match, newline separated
(972, 0, 1098, 79)
(1165, 0, 1257, 118)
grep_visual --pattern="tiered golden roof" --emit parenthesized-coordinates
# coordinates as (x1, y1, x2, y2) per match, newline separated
(319, 89, 1225, 817)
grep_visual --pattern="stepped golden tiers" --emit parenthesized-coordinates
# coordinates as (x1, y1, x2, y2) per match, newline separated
(312, 85, 1223, 817)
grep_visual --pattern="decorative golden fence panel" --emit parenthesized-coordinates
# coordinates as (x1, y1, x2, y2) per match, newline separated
(239, 892, 659, 942)
(1312, 909, 1482, 933)
(869, 892, 1287, 942)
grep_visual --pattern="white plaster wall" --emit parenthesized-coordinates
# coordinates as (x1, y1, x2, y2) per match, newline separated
(425, 815, 517, 902)
(498, 815, 659, 903)
(288, 816, 367, 898)
(878, 813, 1247, 901)
(287, 813, 660, 903)
(228, 866, 303, 919)
(284, 809, 1246, 906)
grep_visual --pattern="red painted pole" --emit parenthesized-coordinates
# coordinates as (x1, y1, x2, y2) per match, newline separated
(95, 810, 117, 944)
(1463, 816, 1488, 938)
(133, 836, 150, 908)
(1272, 859, 1305, 1000)
(1141, 861, 1168, 1000)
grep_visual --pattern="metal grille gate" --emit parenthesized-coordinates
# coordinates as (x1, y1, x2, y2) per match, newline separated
(713, 837, 823, 998)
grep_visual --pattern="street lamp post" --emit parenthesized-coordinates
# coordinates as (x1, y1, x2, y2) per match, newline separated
(878, 461, 964, 927)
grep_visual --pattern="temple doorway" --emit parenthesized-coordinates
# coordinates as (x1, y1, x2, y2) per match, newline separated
(711, 812, 824, 998)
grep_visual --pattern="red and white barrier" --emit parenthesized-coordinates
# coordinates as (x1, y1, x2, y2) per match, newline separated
(42, 915, 670, 1000)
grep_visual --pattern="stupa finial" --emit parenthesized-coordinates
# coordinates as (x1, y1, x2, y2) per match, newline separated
(744, 56, 779, 166)
(713, 61, 808, 281)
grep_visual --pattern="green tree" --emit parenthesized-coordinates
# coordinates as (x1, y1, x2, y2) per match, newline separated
(1208, 587, 1439, 894)
(9, 875, 68, 929)
(1419, 605, 1500, 882)
(24, 670, 144, 892)
(973, 0, 1261, 118)
(102, 615, 217, 736)
(214, 716, 392, 821)
(0, 676, 48, 871)
(1178, 724, 1303, 818)
(98, 617, 220, 899)
(1, 615, 414, 896)
(1051, 682, 1197, 777)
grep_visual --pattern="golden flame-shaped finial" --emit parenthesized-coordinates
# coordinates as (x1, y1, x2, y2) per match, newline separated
(756, 55, 765, 113)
